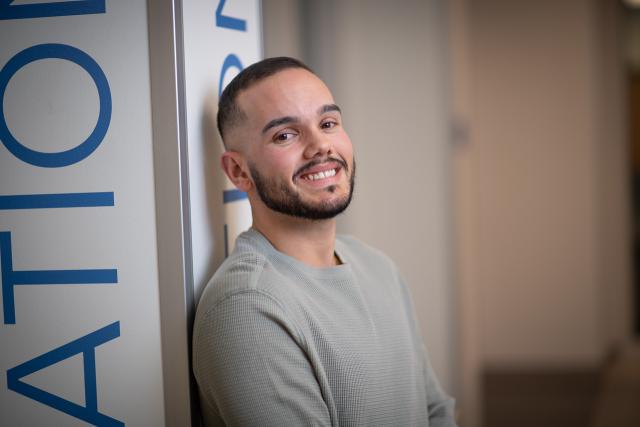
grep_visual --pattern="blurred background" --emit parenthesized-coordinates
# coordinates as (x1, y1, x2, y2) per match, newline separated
(261, 0, 640, 426)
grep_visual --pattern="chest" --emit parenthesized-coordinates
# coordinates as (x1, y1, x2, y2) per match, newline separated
(290, 271, 427, 425)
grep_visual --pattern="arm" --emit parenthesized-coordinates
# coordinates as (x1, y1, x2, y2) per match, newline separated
(422, 344, 458, 427)
(393, 268, 458, 426)
(193, 291, 332, 427)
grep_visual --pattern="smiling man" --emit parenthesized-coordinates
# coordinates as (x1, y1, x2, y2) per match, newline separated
(192, 57, 457, 427)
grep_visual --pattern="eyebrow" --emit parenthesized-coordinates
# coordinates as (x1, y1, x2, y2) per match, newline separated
(261, 116, 297, 134)
(319, 103, 341, 115)
(260, 103, 342, 135)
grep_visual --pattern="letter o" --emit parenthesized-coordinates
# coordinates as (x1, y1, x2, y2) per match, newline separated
(0, 43, 112, 168)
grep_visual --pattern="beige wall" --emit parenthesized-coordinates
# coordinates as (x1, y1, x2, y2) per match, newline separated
(261, 0, 303, 60)
(450, 1, 482, 424)
(460, 0, 628, 365)
(597, 0, 633, 355)
(472, 0, 597, 365)
(453, 0, 632, 372)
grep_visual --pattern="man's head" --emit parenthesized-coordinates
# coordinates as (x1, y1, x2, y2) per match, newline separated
(218, 57, 355, 221)
(217, 57, 312, 148)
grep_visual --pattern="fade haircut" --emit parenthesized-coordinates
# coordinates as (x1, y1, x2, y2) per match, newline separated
(217, 56, 313, 149)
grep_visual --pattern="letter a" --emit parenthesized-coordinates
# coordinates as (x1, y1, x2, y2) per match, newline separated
(7, 322, 124, 426)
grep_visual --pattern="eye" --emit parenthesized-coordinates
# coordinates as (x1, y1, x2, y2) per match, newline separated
(273, 131, 296, 143)
(321, 120, 338, 130)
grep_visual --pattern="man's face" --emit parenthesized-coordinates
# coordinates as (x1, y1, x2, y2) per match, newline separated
(231, 68, 355, 220)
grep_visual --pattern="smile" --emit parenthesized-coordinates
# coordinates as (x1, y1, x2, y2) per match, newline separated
(302, 168, 338, 181)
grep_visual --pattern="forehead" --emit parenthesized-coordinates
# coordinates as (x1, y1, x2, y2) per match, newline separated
(236, 68, 335, 128)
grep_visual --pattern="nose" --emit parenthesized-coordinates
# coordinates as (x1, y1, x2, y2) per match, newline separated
(303, 128, 333, 159)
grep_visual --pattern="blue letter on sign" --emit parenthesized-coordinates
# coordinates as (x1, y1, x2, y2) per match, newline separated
(7, 322, 124, 426)
(0, 0, 105, 20)
(0, 231, 118, 325)
(0, 43, 112, 168)
(218, 53, 243, 97)
(0, 192, 115, 210)
(215, 0, 246, 31)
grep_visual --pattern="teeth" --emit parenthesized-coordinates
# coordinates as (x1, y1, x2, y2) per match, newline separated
(304, 168, 336, 181)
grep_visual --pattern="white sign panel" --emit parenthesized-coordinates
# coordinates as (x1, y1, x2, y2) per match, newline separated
(182, 0, 262, 298)
(0, 2, 165, 426)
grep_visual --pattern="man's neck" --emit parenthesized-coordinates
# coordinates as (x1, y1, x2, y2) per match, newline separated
(252, 209, 338, 268)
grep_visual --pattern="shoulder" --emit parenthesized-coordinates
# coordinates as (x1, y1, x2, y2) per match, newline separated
(192, 233, 309, 380)
(196, 231, 285, 316)
(194, 228, 322, 337)
(200, 250, 264, 303)
(192, 234, 301, 365)
(336, 234, 399, 276)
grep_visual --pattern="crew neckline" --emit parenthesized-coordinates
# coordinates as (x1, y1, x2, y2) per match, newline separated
(239, 228, 352, 279)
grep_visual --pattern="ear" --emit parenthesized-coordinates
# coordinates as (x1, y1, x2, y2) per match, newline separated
(220, 151, 253, 192)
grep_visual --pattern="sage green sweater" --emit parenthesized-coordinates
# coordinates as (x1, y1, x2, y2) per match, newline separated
(193, 229, 456, 426)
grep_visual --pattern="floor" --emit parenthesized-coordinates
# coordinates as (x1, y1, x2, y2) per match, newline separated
(591, 344, 640, 427)
(482, 343, 640, 427)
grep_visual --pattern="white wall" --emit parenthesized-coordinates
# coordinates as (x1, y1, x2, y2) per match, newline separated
(182, 0, 261, 300)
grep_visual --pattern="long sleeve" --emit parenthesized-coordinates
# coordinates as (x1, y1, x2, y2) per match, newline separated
(192, 291, 332, 427)
(394, 270, 458, 426)
(422, 344, 458, 427)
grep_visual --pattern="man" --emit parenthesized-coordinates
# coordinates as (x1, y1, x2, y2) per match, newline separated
(192, 57, 457, 426)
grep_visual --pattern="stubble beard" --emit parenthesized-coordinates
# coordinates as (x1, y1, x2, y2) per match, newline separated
(249, 159, 356, 220)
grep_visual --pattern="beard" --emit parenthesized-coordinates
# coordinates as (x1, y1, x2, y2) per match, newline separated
(248, 158, 355, 220)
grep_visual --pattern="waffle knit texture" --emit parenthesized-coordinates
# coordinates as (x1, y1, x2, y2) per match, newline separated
(193, 229, 457, 426)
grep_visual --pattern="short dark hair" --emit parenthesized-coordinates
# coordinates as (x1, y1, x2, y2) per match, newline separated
(217, 56, 313, 148)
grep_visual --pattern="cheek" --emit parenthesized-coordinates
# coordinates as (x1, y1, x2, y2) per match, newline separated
(336, 133, 354, 162)
(262, 149, 298, 179)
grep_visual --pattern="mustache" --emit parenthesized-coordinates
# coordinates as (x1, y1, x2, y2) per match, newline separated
(293, 157, 349, 179)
